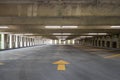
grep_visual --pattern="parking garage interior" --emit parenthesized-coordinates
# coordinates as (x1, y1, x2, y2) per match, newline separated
(0, 0, 120, 80)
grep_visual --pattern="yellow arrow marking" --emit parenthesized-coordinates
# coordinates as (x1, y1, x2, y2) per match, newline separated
(53, 60, 70, 71)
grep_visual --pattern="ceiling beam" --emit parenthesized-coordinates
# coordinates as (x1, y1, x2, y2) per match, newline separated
(26, 34, 110, 36)
(0, 29, 120, 34)
(0, 16, 120, 26)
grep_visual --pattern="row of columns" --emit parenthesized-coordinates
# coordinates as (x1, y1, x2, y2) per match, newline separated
(0, 34, 44, 50)
(52, 39, 75, 45)
(75, 34, 120, 49)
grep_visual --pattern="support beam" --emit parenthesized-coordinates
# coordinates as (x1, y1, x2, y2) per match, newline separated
(0, 16, 120, 25)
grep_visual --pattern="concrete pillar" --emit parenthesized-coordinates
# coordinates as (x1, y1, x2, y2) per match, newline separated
(32, 38, 34, 46)
(1, 34, 5, 49)
(34, 38, 36, 45)
(15, 35, 18, 48)
(25, 37, 27, 46)
(109, 36, 112, 48)
(118, 34, 120, 48)
(91, 39, 94, 46)
(12, 35, 15, 48)
(25, 37, 28, 47)
(101, 36, 106, 48)
(29, 38, 31, 46)
(30, 38, 32, 46)
(33, 38, 35, 46)
(9, 34, 13, 49)
(23, 37, 26, 47)
(17, 36, 20, 48)
(105, 36, 112, 48)
(31, 38, 33, 46)
(34, 38, 37, 45)
(20, 36, 23, 47)
(27, 38, 30, 46)
(52, 40, 55, 45)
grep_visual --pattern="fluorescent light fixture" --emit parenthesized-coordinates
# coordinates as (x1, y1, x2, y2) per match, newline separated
(56, 36, 68, 39)
(62, 33, 71, 35)
(45, 26, 61, 29)
(88, 33, 107, 35)
(45, 26, 78, 29)
(53, 33, 62, 35)
(24, 33, 34, 35)
(98, 33, 107, 35)
(62, 26, 78, 28)
(86, 36, 93, 38)
(111, 26, 120, 28)
(53, 33, 71, 35)
(0, 26, 8, 29)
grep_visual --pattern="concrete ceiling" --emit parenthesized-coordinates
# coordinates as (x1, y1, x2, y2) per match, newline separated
(0, 0, 120, 39)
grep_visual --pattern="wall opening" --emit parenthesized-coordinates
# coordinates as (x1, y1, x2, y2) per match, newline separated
(102, 41, 105, 47)
(98, 40, 101, 47)
(95, 40, 97, 46)
(112, 42, 117, 48)
(106, 41, 110, 48)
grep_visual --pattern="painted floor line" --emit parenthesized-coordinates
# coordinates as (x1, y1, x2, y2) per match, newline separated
(104, 54, 120, 58)
(0, 62, 5, 65)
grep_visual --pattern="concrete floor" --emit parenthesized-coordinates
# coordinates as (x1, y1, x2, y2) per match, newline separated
(0, 45, 120, 80)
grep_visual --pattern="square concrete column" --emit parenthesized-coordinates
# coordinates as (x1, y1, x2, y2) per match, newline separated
(29, 38, 31, 46)
(26, 38, 30, 46)
(32, 38, 34, 46)
(109, 36, 112, 48)
(24, 37, 27, 47)
(15, 35, 18, 48)
(104, 40, 107, 48)
(20, 36, 23, 47)
(1, 34, 5, 49)
(13, 35, 16, 48)
(28, 38, 31, 46)
(9, 34, 13, 49)
(117, 34, 120, 48)
(17, 36, 21, 48)
(25, 37, 28, 47)
(52, 40, 54, 45)
(30, 38, 32, 46)
(22, 37, 24, 47)
(31, 38, 33, 46)
(34, 38, 36, 46)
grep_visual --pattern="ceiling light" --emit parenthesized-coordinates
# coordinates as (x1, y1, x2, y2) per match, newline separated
(56, 36, 68, 39)
(24, 33, 34, 35)
(53, 33, 71, 35)
(62, 33, 71, 35)
(88, 33, 107, 35)
(111, 26, 120, 28)
(62, 26, 78, 28)
(0, 26, 8, 29)
(45, 26, 78, 29)
(53, 33, 62, 35)
(45, 26, 61, 29)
